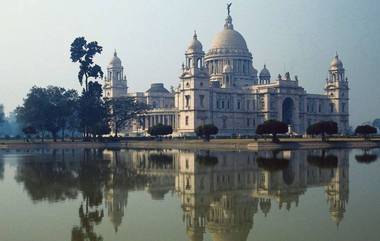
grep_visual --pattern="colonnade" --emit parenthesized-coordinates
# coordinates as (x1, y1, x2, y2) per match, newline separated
(141, 113, 176, 130)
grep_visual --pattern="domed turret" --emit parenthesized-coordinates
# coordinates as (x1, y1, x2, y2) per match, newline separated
(330, 53, 344, 70)
(109, 50, 122, 67)
(259, 65, 271, 84)
(104, 50, 128, 99)
(187, 31, 203, 54)
(259, 198, 271, 216)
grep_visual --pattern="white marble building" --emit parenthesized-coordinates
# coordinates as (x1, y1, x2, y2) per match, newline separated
(105, 7, 349, 136)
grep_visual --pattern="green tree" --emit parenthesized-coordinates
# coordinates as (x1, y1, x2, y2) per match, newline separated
(105, 97, 149, 137)
(22, 126, 37, 142)
(307, 121, 338, 141)
(256, 119, 288, 143)
(16, 86, 79, 142)
(16, 86, 51, 142)
(148, 124, 173, 138)
(355, 124, 377, 140)
(70, 37, 104, 92)
(195, 124, 219, 141)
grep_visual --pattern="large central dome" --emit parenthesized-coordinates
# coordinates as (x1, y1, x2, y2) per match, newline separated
(209, 16, 248, 51)
(205, 12, 256, 87)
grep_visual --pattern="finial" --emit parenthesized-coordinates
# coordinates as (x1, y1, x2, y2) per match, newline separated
(227, 2, 232, 16)
(193, 30, 197, 40)
(264, 64, 266, 68)
(335, 51, 339, 58)
(114, 49, 117, 57)
(224, 2, 234, 29)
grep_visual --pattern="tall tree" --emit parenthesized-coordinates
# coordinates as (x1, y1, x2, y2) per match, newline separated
(105, 97, 149, 137)
(78, 82, 109, 139)
(70, 37, 104, 91)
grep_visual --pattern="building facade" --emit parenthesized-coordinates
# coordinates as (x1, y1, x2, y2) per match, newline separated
(105, 7, 349, 136)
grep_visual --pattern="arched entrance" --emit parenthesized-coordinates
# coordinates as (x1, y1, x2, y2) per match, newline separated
(282, 97, 294, 125)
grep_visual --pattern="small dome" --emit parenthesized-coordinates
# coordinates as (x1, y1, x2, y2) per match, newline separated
(146, 83, 170, 94)
(187, 31, 203, 53)
(109, 50, 122, 67)
(223, 64, 233, 73)
(330, 54, 344, 69)
(259, 65, 271, 79)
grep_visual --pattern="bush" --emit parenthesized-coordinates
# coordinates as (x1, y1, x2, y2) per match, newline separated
(355, 125, 377, 139)
(307, 121, 338, 141)
(355, 154, 378, 164)
(195, 124, 219, 141)
(148, 124, 173, 138)
(256, 119, 288, 143)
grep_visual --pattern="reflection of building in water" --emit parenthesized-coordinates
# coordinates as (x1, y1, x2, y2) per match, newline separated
(101, 148, 349, 239)
(325, 154, 349, 226)
(173, 149, 349, 241)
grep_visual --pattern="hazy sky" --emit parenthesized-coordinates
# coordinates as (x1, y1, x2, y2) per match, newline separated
(0, 0, 379, 126)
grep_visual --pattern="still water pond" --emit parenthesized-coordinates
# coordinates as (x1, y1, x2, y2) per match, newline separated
(0, 148, 379, 241)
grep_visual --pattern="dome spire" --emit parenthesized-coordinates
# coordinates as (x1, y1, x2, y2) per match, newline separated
(193, 30, 197, 40)
(224, 3, 234, 30)
(114, 49, 117, 57)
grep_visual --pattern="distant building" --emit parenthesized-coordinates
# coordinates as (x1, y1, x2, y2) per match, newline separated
(105, 6, 349, 136)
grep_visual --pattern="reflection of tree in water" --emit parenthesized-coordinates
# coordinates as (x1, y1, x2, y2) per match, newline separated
(15, 152, 79, 202)
(13, 149, 113, 241)
(307, 150, 338, 169)
(355, 149, 378, 164)
(196, 151, 218, 166)
(71, 203, 104, 241)
(256, 151, 289, 171)
(71, 149, 112, 241)
(148, 153, 173, 168)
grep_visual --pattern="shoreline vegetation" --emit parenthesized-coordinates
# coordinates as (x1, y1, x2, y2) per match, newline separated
(1, 137, 379, 151)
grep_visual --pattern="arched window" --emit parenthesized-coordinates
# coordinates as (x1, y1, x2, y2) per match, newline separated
(330, 103, 334, 113)
(197, 58, 201, 68)
(185, 95, 190, 107)
(199, 95, 205, 108)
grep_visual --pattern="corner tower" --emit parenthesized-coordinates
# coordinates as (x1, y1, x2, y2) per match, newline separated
(176, 32, 210, 135)
(103, 50, 128, 98)
(325, 54, 349, 133)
